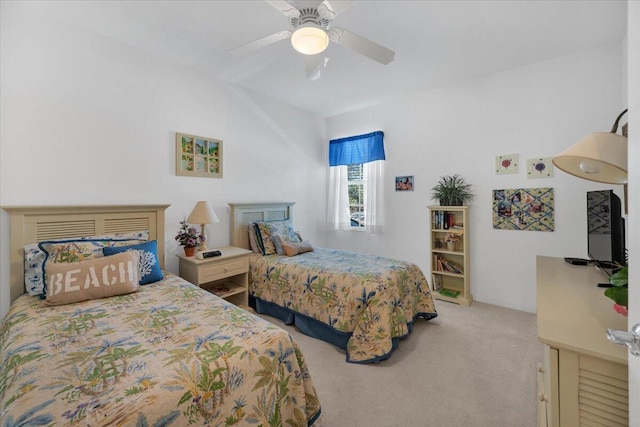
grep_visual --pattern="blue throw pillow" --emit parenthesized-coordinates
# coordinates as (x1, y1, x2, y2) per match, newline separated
(103, 240, 163, 285)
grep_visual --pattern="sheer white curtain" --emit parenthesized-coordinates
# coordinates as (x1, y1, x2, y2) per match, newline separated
(327, 165, 351, 231)
(327, 161, 385, 233)
(364, 160, 384, 234)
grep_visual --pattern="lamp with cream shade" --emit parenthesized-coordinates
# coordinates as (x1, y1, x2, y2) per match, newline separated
(552, 109, 628, 211)
(187, 201, 219, 252)
(552, 109, 628, 184)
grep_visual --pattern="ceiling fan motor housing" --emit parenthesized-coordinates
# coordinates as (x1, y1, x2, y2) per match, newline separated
(290, 8, 330, 30)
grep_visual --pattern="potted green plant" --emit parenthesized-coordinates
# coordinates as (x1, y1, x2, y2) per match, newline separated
(605, 265, 628, 316)
(431, 174, 474, 206)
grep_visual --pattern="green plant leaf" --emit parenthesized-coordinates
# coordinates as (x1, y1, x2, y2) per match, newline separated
(178, 391, 192, 406)
(604, 286, 628, 306)
(431, 174, 474, 205)
(609, 266, 628, 287)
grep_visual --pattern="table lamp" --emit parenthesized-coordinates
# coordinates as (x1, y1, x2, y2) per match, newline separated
(187, 201, 219, 251)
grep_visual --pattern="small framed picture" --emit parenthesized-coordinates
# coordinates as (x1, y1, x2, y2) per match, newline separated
(527, 157, 554, 179)
(176, 132, 223, 178)
(496, 154, 519, 175)
(395, 175, 414, 191)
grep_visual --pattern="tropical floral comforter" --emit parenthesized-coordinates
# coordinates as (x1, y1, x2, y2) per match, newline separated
(0, 274, 321, 426)
(249, 248, 438, 363)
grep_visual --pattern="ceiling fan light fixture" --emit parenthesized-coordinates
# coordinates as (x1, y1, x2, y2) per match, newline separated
(291, 26, 328, 55)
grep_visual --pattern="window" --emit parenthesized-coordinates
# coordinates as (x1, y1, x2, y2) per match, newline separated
(348, 164, 365, 228)
(327, 131, 385, 233)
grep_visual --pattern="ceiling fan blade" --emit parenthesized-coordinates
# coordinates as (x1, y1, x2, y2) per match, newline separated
(327, 27, 394, 64)
(230, 30, 292, 58)
(317, 0, 358, 20)
(303, 54, 327, 81)
(265, 0, 301, 18)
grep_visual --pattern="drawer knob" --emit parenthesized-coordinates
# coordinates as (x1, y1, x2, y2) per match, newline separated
(224, 267, 228, 272)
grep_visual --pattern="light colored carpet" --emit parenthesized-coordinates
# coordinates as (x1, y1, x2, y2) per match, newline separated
(258, 300, 542, 427)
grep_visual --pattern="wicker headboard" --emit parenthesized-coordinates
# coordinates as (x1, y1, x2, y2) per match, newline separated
(2, 204, 170, 303)
(228, 202, 294, 250)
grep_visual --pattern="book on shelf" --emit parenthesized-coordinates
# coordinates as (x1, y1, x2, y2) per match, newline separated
(442, 258, 463, 274)
(432, 210, 458, 230)
(432, 211, 444, 229)
(434, 255, 463, 274)
(204, 284, 231, 296)
(431, 273, 443, 292)
(439, 288, 460, 298)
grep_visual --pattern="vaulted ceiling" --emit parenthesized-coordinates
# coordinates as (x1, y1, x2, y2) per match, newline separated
(26, 1, 627, 117)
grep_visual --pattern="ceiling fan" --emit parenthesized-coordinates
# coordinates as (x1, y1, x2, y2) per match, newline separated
(230, 0, 395, 80)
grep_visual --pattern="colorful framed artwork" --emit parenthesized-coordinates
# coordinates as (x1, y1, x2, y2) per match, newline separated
(176, 133, 223, 178)
(527, 157, 554, 179)
(495, 154, 519, 175)
(395, 175, 414, 191)
(492, 187, 554, 231)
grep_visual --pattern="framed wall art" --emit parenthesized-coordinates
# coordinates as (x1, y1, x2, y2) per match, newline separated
(176, 132, 223, 178)
(527, 157, 554, 179)
(395, 175, 414, 191)
(495, 153, 519, 175)
(492, 187, 554, 231)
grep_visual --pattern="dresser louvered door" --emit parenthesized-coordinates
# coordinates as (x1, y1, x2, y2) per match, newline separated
(558, 349, 628, 426)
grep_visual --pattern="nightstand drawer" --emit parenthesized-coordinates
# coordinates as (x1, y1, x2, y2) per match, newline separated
(200, 258, 248, 282)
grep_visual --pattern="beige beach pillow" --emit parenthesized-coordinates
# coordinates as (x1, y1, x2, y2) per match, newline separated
(43, 251, 140, 306)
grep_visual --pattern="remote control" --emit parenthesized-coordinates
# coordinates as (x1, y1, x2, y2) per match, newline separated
(564, 257, 590, 265)
(597, 283, 614, 288)
(196, 250, 223, 259)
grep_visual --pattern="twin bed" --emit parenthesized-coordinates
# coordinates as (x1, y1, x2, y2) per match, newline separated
(0, 205, 320, 426)
(229, 203, 438, 364)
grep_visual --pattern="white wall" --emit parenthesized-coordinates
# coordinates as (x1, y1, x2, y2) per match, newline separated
(325, 44, 625, 313)
(625, 1, 639, 424)
(0, 3, 327, 318)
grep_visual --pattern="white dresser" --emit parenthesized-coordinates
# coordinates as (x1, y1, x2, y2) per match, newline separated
(536, 256, 628, 426)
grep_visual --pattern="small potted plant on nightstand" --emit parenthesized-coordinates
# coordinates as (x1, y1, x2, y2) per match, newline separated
(431, 174, 474, 206)
(175, 220, 203, 257)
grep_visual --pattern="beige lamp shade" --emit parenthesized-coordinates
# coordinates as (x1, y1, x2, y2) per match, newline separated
(552, 132, 628, 184)
(187, 201, 219, 251)
(187, 201, 219, 224)
(291, 26, 329, 55)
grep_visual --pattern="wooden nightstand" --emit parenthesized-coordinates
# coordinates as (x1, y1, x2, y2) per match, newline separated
(177, 246, 253, 309)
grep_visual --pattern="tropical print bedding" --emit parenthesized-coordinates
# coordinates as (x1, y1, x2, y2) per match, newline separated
(0, 273, 321, 426)
(249, 248, 438, 363)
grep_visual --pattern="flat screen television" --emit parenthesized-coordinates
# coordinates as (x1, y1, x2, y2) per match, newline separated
(587, 190, 626, 275)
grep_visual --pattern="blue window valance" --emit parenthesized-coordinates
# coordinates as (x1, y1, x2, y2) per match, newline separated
(329, 131, 385, 166)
